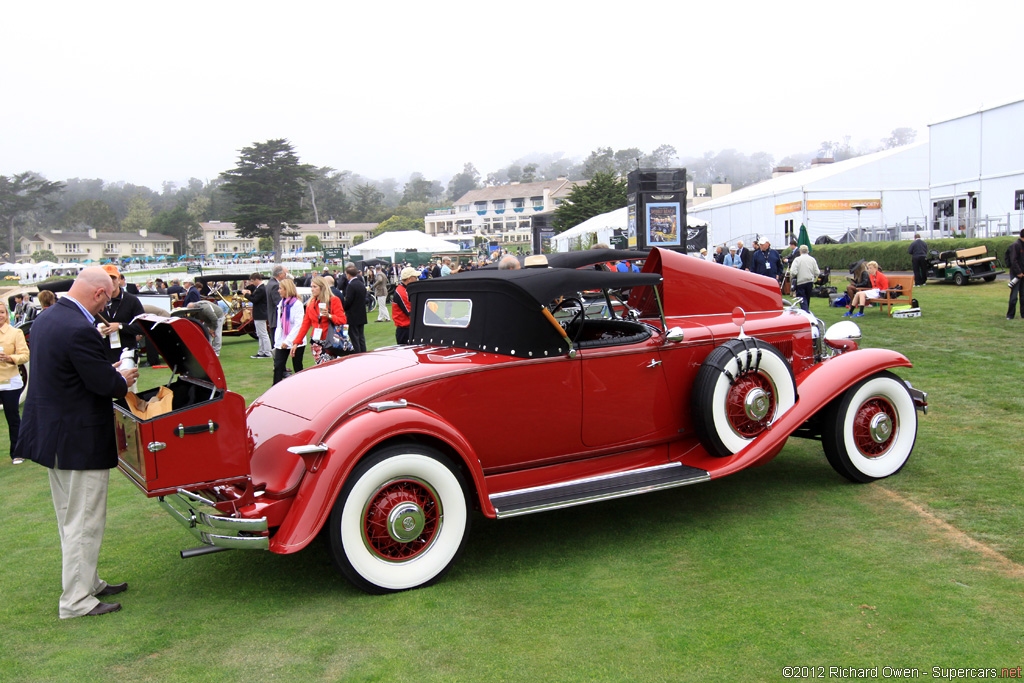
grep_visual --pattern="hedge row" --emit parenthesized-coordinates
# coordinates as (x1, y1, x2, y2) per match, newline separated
(808, 236, 1019, 273)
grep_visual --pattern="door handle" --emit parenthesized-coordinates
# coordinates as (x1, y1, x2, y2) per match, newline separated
(646, 359, 662, 368)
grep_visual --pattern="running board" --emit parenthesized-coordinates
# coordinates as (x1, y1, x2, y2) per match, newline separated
(489, 462, 710, 518)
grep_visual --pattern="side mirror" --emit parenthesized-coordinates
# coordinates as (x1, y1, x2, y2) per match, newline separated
(665, 326, 685, 343)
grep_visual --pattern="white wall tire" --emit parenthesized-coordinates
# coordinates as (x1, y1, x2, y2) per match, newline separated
(822, 371, 917, 483)
(691, 339, 796, 457)
(328, 446, 470, 594)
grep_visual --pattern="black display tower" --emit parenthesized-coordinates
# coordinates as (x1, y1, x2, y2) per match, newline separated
(626, 168, 700, 253)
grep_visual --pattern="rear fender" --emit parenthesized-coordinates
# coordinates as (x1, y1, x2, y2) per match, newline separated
(692, 348, 913, 478)
(267, 406, 490, 553)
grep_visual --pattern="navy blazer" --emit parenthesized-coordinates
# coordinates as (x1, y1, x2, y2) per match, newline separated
(15, 297, 129, 470)
(342, 276, 368, 326)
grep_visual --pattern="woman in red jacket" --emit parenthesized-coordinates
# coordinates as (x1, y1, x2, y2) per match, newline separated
(845, 261, 890, 318)
(291, 276, 347, 365)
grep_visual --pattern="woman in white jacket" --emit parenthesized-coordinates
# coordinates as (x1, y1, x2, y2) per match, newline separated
(272, 279, 305, 385)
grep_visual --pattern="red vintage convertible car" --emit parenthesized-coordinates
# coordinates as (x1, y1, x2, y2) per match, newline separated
(115, 248, 926, 593)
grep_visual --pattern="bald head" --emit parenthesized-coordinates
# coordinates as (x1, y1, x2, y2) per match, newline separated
(69, 266, 116, 316)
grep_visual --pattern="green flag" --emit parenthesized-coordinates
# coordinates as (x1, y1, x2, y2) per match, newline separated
(797, 224, 812, 253)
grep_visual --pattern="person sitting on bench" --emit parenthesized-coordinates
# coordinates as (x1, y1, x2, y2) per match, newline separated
(844, 261, 889, 318)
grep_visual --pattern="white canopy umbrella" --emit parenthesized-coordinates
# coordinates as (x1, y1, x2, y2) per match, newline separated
(349, 231, 462, 261)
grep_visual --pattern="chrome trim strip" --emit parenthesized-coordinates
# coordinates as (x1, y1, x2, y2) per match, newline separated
(492, 472, 710, 519)
(490, 462, 683, 500)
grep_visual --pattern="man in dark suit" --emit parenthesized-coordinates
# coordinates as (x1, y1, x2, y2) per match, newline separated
(15, 267, 139, 619)
(181, 280, 201, 306)
(102, 264, 146, 364)
(342, 265, 368, 353)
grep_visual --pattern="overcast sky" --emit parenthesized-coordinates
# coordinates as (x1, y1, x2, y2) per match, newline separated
(3, 0, 1021, 191)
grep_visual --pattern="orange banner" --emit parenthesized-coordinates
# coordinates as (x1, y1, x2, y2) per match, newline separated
(774, 201, 802, 215)
(806, 199, 881, 211)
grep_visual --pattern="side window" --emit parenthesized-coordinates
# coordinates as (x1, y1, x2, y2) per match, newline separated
(422, 299, 473, 328)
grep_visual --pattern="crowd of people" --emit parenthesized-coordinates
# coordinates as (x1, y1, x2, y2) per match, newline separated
(700, 237, 821, 312)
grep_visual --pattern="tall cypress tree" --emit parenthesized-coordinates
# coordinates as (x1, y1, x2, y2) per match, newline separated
(219, 139, 315, 257)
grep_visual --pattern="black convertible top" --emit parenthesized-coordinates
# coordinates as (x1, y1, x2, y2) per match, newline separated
(410, 267, 660, 305)
(406, 267, 661, 357)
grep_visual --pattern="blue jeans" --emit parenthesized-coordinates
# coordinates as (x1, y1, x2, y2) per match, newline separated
(1008, 277, 1024, 319)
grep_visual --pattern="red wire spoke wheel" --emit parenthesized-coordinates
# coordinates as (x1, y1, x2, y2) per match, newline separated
(823, 371, 917, 483)
(362, 478, 440, 561)
(329, 446, 470, 594)
(692, 338, 796, 457)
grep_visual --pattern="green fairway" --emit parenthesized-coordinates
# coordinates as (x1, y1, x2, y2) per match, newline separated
(1, 282, 1022, 682)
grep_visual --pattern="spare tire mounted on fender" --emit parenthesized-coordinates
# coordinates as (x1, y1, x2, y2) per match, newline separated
(691, 338, 797, 457)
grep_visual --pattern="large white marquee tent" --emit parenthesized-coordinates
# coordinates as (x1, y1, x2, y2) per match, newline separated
(348, 231, 461, 261)
(688, 142, 930, 247)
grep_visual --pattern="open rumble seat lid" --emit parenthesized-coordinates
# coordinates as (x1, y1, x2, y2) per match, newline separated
(132, 313, 227, 389)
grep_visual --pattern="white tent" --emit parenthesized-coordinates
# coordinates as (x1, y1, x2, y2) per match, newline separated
(688, 142, 930, 246)
(552, 207, 708, 252)
(348, 231, 462, 261)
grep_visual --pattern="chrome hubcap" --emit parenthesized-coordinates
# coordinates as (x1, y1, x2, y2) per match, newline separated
(387, 502, 425, 543)
(744, 388, 770, 422)
(868, 412, 893, 443)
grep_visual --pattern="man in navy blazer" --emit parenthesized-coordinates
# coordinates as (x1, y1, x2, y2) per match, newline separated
(15, 267, 140, 619)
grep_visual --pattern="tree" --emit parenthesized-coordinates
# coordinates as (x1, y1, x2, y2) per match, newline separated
(352, 235, 364, 246)
(642, 144, 679, 168)
(30, 249, 57, 263)
(402, 173, 443, 205)
(302, 166, 350, 223)
(581, 147, 616, 179)
(58, 199, 119, 231)
(151, 205, 200, 256)
(305, 234, 323, 252)
(219, 138, 316, 257)
(882, 127, 917, 149)
(121, 194, 154, 233)
(521, 163, 538, 183)
(613, 148, 643, 175)
(0, 172, 64, 257)
(372, 215, 424, 238)
(552, 173, 627, 233)
(447, 163, 480, 201)
(350, 183, 385, 222)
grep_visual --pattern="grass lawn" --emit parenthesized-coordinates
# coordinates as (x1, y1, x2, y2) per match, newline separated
(1, 282, 1022, 682)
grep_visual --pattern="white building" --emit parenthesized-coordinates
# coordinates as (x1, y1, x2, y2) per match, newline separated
(688, 143, 931, 247)
(928, 96, 1024, 237)
(424, 179, 580, 248)
(19, 229, 177, 263)
(194, 221, 377, 256)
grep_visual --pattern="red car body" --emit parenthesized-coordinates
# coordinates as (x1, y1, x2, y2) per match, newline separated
(116, 247, 926, 593)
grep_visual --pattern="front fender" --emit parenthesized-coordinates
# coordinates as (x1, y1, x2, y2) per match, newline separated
(267, 406, 490, 554)
(702, 348, 913, 479)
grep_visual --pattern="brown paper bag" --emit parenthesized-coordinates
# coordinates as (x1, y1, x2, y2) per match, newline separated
(125, 386, 174, 420)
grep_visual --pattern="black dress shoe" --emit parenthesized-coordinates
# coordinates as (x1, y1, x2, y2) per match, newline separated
(85, 602, 121, 616)
(96, 582, 128, 597)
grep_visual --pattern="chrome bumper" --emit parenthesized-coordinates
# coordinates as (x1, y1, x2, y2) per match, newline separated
(904, 381, 928, 415)
(159, 488, 269, 551)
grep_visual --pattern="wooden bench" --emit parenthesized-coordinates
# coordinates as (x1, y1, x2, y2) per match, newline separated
(876, 274, 913, 314)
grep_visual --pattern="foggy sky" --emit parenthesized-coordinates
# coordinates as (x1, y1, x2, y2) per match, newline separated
(2, 0, 1021, 190)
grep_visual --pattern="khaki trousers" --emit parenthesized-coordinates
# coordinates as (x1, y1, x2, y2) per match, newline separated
(48, 468, 111, 618)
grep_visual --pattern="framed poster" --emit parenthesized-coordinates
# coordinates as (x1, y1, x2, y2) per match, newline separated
(646, 202, 681, 247)
(627, 204, 638, 248)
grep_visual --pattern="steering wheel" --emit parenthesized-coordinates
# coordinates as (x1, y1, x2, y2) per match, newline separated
(550, 297, 586, 333)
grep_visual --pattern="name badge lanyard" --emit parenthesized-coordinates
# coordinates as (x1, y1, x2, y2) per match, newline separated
(106, 296, 123, 349)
